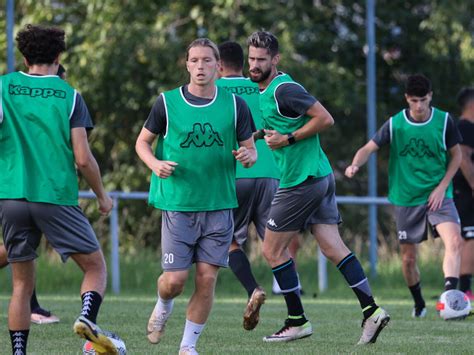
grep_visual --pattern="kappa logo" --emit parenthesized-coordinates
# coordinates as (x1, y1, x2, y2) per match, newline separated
(221, 86, 259, 96)
(180, 122, 224, 148)
(267, 219, 278, 228)
(399, 138, 435, 158)
(9, 84, 66, 99)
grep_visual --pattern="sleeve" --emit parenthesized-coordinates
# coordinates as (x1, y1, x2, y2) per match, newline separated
(445, 114, 462, 149)
(235, 96, 256, 142)
(371, 119, 391, 147)
(274, 83, 317, 118)
(70, 93, 94, 130)
(144, 94, 167, 135)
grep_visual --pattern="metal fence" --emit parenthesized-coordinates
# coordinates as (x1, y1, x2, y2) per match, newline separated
(79, 191, 390, 294)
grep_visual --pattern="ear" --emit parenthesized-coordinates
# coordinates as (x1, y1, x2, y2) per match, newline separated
(54, 54, 60, 65)
(427, 91, 433, 101)
(272, 53, 280, 66)
(23, 57, 30, 68)
(404, 93, 410, 103)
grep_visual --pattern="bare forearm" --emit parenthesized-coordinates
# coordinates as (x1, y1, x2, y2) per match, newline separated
(292, 115, 333, 141)
(136, 140, 159, 170)
(77, 157, 107, 199)
(351, 147, 372, 168)
(439, 152, 462, 189)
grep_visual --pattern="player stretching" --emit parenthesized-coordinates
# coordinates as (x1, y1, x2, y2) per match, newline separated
(247, 30, 389, 344)
(0, 24, 118, 354)
(136, 38, 256, 355)
(346, 74, 463, 317)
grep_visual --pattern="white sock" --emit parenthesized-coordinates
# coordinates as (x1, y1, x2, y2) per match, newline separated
(180, 319, 206, 349)
(155, 293, 174, 316)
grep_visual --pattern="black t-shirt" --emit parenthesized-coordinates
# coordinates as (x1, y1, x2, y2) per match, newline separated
(144, 85, 255, 141)
(274, 82, 318, 118)
(453, 118, 474, 190)
(70, 93, 94, 130)
(372, 109, 461, 149)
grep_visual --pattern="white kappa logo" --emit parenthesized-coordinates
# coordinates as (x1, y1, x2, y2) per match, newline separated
(267, 219, 278, 228)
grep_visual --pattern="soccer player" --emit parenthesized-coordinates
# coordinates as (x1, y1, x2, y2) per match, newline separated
(0, 24, 118, 354)
(136, 38, 256, 355)
(454, 87, 474, 300)
(247, 31, 389, 344)
(346, 74, 463, 317)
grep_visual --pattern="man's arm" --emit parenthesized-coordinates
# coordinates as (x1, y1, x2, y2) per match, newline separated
(71, 127, 112, 215)
(427, 144, 462, 211)
(345, 140, 380, 178)
(264, 101, 334, 150)
(233, 137, 257, 168)
(135, 127, 178, 178)
(459, 144, 474, 190)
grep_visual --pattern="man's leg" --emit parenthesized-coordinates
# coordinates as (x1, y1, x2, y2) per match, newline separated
(0, 244, 8, 268)
(436, 222, 462, 290)
(312, 223, 389, 344)
(272, 235, 302, 295)
(400, 243, 426, 316)
(179, 262, 218, 353)
(262, 228, 312, 342)
(9, 260, 35, 355)
(228, 241, 259, 298)
(460, 238, 474, 298)
(147, 269, 189, 344)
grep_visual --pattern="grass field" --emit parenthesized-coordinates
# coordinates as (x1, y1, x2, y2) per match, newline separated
(1, 254, 473, 354)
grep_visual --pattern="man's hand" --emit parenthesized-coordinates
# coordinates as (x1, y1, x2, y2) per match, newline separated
(151, 160, 178, 178)
(264, 129, 289, 150)
(98, 195, 113, 216)
(345, 165, 359, 178)
(233, 146, 253, 167)
(427, 185, 446, 211)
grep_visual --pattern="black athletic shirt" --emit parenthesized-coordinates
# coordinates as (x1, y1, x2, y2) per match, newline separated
(453, 118, 474, 191)
(70, 93, 94, 130)
(372, 109, 461, 149)
(145, 85, 255, 141)
(274, 82, 318, 118)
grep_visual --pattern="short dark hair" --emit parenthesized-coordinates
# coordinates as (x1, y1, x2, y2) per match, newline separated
(218, 41, 244, 72)
(186, 38, 220, 61)
(456, 87, 474, 111)
(405, 74, 432, 97)
(247, 31, 279, 57)
(16, 24, 66, 65)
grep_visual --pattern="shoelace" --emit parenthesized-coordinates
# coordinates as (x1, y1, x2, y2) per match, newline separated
(274, 319, 292, 335)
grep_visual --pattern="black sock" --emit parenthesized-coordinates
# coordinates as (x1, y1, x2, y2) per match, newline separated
(337, 253, 377, 319)
(30, 288, 40, 311)
(459, 274, 472, 293)
(228, 249, 259, 298)
(81, 291, 102, 323)
(444, 277, 458, 291)
(272, 259, 306, 326)
(408, 282, 425, 309)
(10, 329, 29, 354)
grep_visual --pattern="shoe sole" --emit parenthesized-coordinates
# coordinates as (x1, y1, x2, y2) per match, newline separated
(369, 315, 390, 344)
(243, 291, 266, 330)
(147, 329, 164, 344)
(74, 321, 119, 355)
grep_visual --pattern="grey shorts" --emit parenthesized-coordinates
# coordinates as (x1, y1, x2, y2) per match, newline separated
(233, 178, 278, 245)
(161, 210, 233, 271)
(266, 173, 342, 232)
(0, 199, 100, 263)
(395, 198, 460, 244)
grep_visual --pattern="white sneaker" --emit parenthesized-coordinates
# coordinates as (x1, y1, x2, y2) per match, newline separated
(412, 306, 427, 318)
(73, 316, 118, 355)
(147, 301, 173, 344)
(179, 346, 199, 355)
(357, 307, 390, 345)
(263, 319, 313, 342)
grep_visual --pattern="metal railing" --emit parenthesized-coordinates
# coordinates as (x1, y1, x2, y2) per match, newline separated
(79, 191, 390, 294)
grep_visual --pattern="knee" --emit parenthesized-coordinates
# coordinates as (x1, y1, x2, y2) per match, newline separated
(447, 234, 463, 256)
(402, 253, 417, 270)
(160, 275, 186, 297)
(195, 271, 217, 292)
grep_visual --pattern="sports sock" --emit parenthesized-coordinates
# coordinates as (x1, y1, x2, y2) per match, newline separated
(155, 292, 174, 315)
(180, 319, 205, 349)
(444, 277, 458, 291)
(337, 253, 377, 319)
(408, 282, 425, 309)
(272, 259, 306, 326)
(459, 274, 472, 293)
(30, 288, 40, 311)
(80, 291, 102, 323)
(10, 329, 29, 354)
(228, 249, 259, 298)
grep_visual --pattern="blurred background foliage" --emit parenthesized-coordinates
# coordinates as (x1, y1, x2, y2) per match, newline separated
(0, 0, 473, 259)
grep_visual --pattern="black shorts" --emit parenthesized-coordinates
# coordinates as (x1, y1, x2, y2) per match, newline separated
(0, 199, 100, 262)
(454, 187, 474, 239)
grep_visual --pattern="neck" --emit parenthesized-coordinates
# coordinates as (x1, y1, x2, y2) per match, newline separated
(221, 69, 243, 77)
(188, 82, 216, 99)
(409, 108, 431, 122)
(461, 110, 474, 122)
(258, 68, 278, 91)
(28, 64, 58, 76)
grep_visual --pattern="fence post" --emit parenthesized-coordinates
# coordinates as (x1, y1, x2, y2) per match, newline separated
(109, 196, 120, 294)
